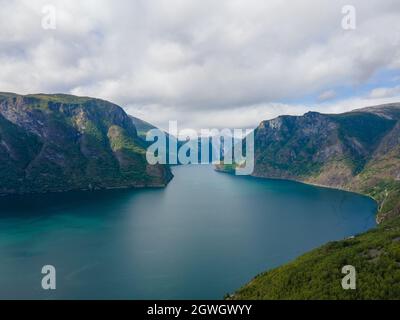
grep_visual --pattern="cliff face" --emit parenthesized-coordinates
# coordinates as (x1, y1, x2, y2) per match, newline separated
(251, 104, 400, 223)
(0, 92, 172, 195)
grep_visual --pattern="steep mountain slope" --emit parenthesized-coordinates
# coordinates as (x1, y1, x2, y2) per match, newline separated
(250, 104, 400, 223)
(0, 92, 172, 195)
(226, 103, 400, 300)
(130, 116, 160, 140)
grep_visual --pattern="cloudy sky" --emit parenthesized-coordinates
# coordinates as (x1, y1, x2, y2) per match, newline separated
(1, 0, 400, 131)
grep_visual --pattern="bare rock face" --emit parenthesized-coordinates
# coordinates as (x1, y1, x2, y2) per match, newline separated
(251, 104, 400, 222)
(0, 92, 172, 195)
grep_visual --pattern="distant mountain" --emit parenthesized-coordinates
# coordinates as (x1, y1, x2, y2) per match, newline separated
(0, 92, 172, 195)
(225, 103, 400, 300)
(131, 115, 229, 165)
(130, 115, 161, 140)
(130, 115, 182, 164)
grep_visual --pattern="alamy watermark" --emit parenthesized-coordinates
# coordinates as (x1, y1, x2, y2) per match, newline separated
(41, 4, 57, 30)
(39, 263, 357, 292)
(40, 4, 356, 32)
(341, 5, 356, 30)
(342, 265, 356, 290)
(145, 121, 254, 176)
(41, 265, 56, 290)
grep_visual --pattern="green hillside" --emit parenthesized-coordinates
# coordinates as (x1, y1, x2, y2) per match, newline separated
(231, 217, 400, 300)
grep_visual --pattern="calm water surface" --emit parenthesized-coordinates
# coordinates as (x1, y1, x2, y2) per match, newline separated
(0, 165, 376, 299)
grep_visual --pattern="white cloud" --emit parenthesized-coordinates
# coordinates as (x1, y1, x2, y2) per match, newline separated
(318, 90, 337, 102)
(126, 95, 400, 131)
(0, 0, 400, 130)
(369, 86, 400, 99)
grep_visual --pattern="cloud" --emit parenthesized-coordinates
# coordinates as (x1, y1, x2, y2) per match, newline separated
(0, 0, 400, 130)
(318, 90, 337, 102)
(369, 85, 400, 99)
(125, 95, 400, 131)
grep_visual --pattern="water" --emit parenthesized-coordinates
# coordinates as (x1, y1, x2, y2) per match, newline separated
(0, 165, 376, 299)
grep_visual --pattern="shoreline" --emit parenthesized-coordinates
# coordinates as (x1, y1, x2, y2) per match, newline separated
(215, 166, 380, 224)
(0, 181, 172, 198)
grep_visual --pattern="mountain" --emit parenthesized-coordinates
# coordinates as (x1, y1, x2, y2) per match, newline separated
(130, 115, 161, 140)
(223, 103, 400, 300)
(130, 115, 183, 165)
(131, 115, 226, 165)
(0, 92, 172, 195)
(222, 103, 400, 223)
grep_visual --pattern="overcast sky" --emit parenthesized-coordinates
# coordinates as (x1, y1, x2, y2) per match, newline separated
(1, 0, 400, 131)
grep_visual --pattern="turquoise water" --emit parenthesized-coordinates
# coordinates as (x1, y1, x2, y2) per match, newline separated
(0, 165, 376, 299)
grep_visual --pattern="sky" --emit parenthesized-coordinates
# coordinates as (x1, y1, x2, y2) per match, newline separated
(1, 0, 400, 131)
